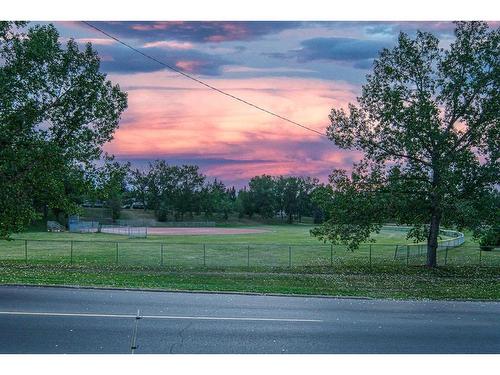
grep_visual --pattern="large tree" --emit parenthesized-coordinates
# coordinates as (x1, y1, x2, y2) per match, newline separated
(296, 176, 319, 223)
(248, 175, 277, 219)
(312, 22, 499, 267)
(129, 168, 150, 209)
(138, 161, 206, 221)
(93, 156, 131, 222)
(172, 165, 206, 220)
(144, 160, 177, 221)
(201, 179, 233, 220)
(0, 22, 127, 238)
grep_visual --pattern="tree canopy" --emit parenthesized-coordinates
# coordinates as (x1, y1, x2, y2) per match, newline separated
(0, 22, 127, 238)
(312, 22, 499, 267)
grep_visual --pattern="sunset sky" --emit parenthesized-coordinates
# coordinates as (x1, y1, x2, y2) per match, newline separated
(45, 21, 469, 187)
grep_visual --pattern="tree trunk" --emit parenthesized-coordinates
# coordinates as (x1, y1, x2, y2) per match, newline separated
(426, 210, 441, 267)
(427, 159, 442, 268)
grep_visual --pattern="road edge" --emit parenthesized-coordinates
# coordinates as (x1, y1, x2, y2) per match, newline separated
(2, 282, 500, 302)
(1, 282, 375, 300)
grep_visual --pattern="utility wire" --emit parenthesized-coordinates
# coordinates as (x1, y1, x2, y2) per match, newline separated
(80, 21, 328, 137)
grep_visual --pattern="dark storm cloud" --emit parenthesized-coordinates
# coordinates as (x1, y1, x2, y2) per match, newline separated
(265, 37, 389, 69)
(92, 43, 232, 75)
(91, 21, 302, 43)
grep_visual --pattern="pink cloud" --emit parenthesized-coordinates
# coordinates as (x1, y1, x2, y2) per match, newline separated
(74, 37, 116, 46)
(206, 35, 228, 42)
(143, 40, 194, 50)
(130, 22, 186, 31)
(175, 60, 205, 73)
(105, 72, 361, 182)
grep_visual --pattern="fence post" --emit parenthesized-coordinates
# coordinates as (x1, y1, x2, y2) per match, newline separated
(444, 246, 448, 265)
(289, 246, 292, 268)
(406, 245, 409, 266)
(115, 242, 119, 265)
(330, 244, 333, 267)
(160, 244, 164, 266)
(479, 248, 482, 265)
(369, 244, 372, 268)
(247, 245, 250, 269)
(394, 245, 398, 260)
(25, 240, 28, 264)
(203, 244, 206, 267)
(70, 240, 73, 265)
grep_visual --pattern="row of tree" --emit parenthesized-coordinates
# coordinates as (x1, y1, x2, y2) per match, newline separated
(238, 175, 324, 223)
(91, 160, 328, 224)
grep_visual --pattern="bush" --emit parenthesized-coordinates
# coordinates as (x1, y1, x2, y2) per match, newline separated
(479, 227, 500, 251)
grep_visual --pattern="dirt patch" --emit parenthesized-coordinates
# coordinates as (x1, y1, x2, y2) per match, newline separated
(146, 227, 270, 236)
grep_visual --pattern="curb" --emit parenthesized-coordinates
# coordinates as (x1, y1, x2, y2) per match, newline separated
(1, 283, 374, 300)
(3, 283, 500, 303)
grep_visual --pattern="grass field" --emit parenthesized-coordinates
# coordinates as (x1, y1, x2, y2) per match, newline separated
(1, 263, 499, 300)
(1, 224, 489, 269)
(11, 223, 414, 244)
(1, 224, 498, 300)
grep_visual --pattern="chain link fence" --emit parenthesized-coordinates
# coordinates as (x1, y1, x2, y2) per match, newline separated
(116, 220, 216, 227)
(100, 225, 148, 238)
(0, 238, 498, 269)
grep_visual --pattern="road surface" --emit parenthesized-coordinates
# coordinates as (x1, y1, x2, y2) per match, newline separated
(0, 285, 498, 353)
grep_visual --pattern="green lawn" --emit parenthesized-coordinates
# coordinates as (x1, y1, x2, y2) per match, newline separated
(1, 224, 498, 300)
(1, 263, 498, 300)
(15, 224, 317, 244)
(1, 225, 497, 269)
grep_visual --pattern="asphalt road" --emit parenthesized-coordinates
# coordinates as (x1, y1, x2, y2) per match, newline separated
(0, 285, 498, 353)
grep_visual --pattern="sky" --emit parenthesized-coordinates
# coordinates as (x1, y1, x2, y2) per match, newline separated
(46, 21, 468, 188)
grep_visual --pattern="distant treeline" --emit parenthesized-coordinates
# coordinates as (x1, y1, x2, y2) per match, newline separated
(83, 160, 330, 224)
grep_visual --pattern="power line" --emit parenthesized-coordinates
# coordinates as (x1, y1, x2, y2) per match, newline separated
(80, 21, 328, 137)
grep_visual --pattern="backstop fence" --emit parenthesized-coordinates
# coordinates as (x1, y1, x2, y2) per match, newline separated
(100, 225, 148, 238)
(115, 220, 216, 227)
(67, 219, 216, 237)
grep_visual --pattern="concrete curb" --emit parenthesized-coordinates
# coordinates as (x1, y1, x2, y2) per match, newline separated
(2, 283, 374, 300)
(3, 283, 500, 303)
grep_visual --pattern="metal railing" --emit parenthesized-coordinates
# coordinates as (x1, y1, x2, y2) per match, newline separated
(382, 226, 465, 249)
